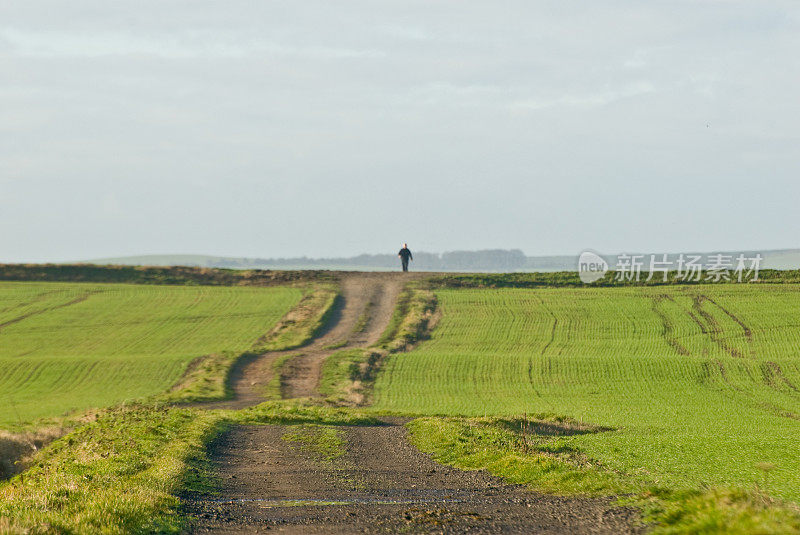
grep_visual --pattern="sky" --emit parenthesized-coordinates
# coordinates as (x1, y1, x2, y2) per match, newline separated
(1, 1, 799, 262)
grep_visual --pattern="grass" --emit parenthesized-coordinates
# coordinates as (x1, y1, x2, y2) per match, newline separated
(373, 285, 800, 503)
(351, 298, 374, 335)
(282, 425, 345, 463)
(408, 416, 629, 495)
(0, 427, 65, 480)
(155, 352, 244, 405)
(375, 287, 437, 351)
(266, 353, 299, 400)
(0, 404, 226, 534)
(642, 487, 800, 534)
(319, 349, 380, 405)
(234, 400, 380, 426)
(0, 281, 309, 427)
(407, 416, 800, 534)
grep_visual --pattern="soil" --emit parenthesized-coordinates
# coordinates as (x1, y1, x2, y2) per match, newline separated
(187, 272, 642, 533)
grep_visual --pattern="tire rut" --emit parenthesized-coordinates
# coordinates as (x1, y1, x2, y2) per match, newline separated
(279, 273, 411, 399)
(650, 295, 690, 356)
(197, 273, 422, 409)
(691, 295, 747, 359)
(0, 292, 96, 332)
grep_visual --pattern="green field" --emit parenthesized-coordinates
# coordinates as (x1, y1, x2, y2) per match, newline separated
(0, 281, 302, 427)
(373, 285, 800, 501)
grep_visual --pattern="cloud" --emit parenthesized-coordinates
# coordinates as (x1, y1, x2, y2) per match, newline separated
(510, 82, 657, 111)
(0, 28, 384, 59)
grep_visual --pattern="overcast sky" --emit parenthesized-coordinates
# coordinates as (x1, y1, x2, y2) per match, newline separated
(1, 1, 798, 261)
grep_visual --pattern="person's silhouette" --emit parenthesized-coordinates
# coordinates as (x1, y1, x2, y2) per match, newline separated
(398, 243, 413, 272)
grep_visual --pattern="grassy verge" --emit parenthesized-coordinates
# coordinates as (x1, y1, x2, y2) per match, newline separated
(375, 287, 437, 351)
(156, 352, 241, 404)
(0, 404, 225, 534)
(407, 416, 800, 534)
(0, 263, 335, 287)
(318, 349, 377, 405)
(264, 353, 297, 400)
(0, 398, 381, 534)
(254, 284, 339, 352)
(408, 416, 631, 495)
(233, 400, 379, 426)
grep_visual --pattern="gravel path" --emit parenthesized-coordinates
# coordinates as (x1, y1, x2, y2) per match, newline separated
(184, 421, 641, 534)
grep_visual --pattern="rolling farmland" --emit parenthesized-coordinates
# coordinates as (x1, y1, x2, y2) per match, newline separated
(4, 271, 800, 533)
(0, 281, 302, 427)
(373, 285, 800, 500)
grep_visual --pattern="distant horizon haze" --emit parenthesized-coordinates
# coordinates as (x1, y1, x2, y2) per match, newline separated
(3, 242, 800, 266)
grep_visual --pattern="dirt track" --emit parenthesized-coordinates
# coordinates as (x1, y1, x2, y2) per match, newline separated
(200, 272, 420, 409)
(185, 421, 640, 534)
(187, 272, 641, 533)
(280, 272, 411, 399)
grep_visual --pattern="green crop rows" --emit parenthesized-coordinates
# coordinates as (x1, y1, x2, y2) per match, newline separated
(373, 285, 800, 500)
(0, 281, 302, 427)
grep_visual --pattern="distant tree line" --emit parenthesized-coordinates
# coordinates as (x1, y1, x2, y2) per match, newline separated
(212, 249, 539, 272)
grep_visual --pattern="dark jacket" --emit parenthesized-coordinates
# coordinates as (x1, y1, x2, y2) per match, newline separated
(398, 248, 413, 261)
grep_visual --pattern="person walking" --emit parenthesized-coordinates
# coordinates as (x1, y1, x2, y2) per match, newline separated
(398, 243, 413, 272)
